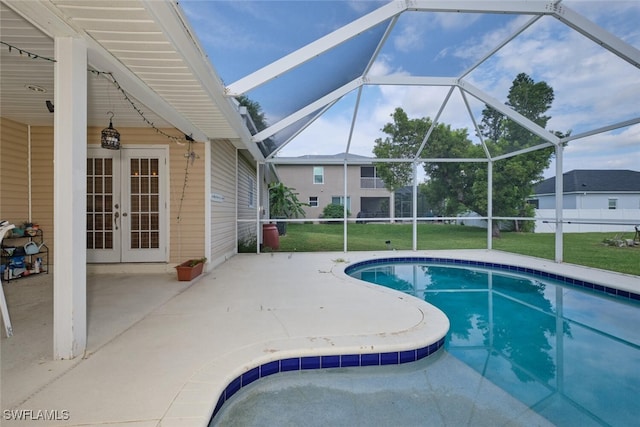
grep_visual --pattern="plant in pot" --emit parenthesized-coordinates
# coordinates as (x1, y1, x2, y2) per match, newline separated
(175, 257, 207, 281)
(268, 182, 307, 236)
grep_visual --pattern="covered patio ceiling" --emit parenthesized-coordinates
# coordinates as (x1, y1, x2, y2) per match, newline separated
(0, 0, 263, 159)
(181, 0, 640, 167)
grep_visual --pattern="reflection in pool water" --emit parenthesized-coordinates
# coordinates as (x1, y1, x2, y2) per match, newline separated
(348, 261, 640, 426)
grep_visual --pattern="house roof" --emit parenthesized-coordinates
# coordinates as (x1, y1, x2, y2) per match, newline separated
(275, 152, 375, 165)
(534, 170, 640, 195)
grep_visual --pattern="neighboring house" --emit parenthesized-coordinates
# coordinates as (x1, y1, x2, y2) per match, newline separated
(531, 169, 640, 210)
(530, 170, 640, 233)
(275, 153, 393, 221)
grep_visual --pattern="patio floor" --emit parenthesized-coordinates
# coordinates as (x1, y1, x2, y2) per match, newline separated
(1, 250, 638, 426)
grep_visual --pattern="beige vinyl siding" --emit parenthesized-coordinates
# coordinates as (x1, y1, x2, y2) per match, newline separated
(0, 118, 30, 225)
(87, 126, 205, 263)
(210, 139, 237, 266)
(2, 122, 206, 265)
(29, 126, 55, 262)
(164, 133, 205, 264)
(237, 153, 258, 245)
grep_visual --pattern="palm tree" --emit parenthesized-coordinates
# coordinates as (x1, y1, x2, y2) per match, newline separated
(268, 182, 307, 235)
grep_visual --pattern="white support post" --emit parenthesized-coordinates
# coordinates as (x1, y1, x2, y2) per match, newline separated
(412, 162, 418, 251)
(487, 161, 493, 249)
(257, 161, 262, 254)
(390, 190, 395, 223)
(555, 145, 564, 262)
(53, 37, 87, 360)
(343, 161, 348, 253)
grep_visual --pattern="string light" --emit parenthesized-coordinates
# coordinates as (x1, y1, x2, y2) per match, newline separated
(0, 41, 55, 62)
(91, 70, 188, 145)
(3, 40, 200, 230)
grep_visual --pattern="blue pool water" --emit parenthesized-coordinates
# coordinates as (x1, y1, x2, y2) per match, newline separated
(347, 260, 640, 426)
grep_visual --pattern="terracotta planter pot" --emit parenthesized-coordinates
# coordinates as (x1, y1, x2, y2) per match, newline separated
(262, 224, 280, 250)
(176, 260, 204, 281)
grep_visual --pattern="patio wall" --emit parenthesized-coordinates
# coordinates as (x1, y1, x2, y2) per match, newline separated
(0, 118, 29, 227)
(210, 139, 239, 267)
(237, 151, 258, 247)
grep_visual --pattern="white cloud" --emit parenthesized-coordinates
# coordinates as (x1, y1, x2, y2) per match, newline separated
(433, 11, 482, 31)
(393, 22, 425, 53)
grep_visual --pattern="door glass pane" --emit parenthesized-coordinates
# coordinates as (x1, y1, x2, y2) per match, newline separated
(87, 158, 114, 249)
(131, 213, 140, 231)
(150, 176, 159, 193)
(129, 157, 160, 250)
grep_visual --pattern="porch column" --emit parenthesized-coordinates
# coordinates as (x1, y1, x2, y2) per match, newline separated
(53, 37, 87, 359)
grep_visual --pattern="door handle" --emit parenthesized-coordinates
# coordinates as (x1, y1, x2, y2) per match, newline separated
(114, 211, 119, 230)
(122, 212, 128, 217)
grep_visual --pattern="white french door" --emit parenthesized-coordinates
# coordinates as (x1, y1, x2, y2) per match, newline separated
(87, 147, 167, 263)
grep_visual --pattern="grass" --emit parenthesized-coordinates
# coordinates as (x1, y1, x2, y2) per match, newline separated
(275, 223, 640, 276)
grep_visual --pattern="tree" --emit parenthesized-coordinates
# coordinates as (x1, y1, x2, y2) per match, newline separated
(373, 108, 473, 195)
(446, 74, 561, 234)
(374, 73, 566, 235)
(372, 108, 431, 191)
(268, 182, 307, 219)
(237, 95, 277, 155)
(476, 73, 559, 233)
(236, 95, 267, 131)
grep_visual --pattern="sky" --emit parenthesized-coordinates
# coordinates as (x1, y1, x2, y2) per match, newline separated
(180, 0, 640, 179)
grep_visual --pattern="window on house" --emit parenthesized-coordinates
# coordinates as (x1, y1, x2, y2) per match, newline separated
(360, 166, 384, 188)
(248, 177, 255, 208)
(608, 198, 617, 210)
(331, 196, 351, 211)
(309, 196, 318, 207)
(313, 166, 324, 184)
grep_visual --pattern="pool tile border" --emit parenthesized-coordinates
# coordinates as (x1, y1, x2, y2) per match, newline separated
(344, 257, 640, 302)
(210, 256, 637, 423)
(210, 336, 445, 421)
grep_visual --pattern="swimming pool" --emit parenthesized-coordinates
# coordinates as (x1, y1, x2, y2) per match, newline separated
(209, 256, 639, 426)
(345, 258, 640, 426)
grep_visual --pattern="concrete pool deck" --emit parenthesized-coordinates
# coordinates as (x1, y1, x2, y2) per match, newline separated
(1, 250, 639, 426)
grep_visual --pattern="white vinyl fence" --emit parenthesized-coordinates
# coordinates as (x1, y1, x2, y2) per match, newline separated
(534, 209, 640, 233)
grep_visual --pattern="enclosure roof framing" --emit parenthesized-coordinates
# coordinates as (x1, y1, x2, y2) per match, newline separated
(223, 0, 639, 162)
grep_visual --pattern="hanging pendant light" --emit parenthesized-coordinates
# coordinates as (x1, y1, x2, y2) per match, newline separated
(101, 111, 121, 150)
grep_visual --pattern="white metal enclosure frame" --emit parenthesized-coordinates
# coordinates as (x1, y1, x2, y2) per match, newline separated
(223, 1, 640, 260)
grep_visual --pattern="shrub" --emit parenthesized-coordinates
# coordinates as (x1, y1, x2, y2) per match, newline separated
(322, 203, 350, 219)
(238, 235, 257, 253)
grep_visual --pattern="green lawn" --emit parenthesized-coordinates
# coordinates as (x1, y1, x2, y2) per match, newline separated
(274, 223, 640, 276)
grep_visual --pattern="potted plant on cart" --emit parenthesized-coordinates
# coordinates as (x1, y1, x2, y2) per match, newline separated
(175, 257, 207, 281)
(268, 182, 307, 236)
